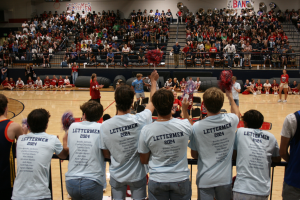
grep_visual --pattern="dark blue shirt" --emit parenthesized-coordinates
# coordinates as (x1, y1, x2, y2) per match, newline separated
(173, 45, 181, 54)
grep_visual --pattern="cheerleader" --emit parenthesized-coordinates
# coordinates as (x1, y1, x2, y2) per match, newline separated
(1, 77, 13, 90)
(64, 76, 74, 88)
(9, 78, 15, 89)
(43, 76, 51, 89)
(26, 77, 35, 89)
(16, 77, 25, 89)
(35, 77, 43, 89)
(50, 75, 58, 89)
(58, 76, 64, 89)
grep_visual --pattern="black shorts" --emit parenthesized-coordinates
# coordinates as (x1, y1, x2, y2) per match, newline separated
(210, 54, 216, 59)
(0, 188, 13, 200)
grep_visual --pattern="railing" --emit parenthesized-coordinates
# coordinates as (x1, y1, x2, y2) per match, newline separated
(49, 155, 287, 200)
(1, 51, 300, 69)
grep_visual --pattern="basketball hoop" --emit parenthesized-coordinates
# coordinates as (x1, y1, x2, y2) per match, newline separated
(53, 0, 60, 10)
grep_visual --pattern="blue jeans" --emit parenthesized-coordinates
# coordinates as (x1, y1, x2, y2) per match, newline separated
(198, 183, 232, 200)
(1, 73, 7, 82)
(228, 55, 234, 68)
(66, 179, 103, 200)
(72, 71, 78, 85)
(273, 62, 281, 68)
(234, 99, 239, 106)
(148, 179, 191, 200)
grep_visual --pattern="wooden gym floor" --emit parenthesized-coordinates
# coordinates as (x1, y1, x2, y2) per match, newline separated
(2, 89, 300, 200)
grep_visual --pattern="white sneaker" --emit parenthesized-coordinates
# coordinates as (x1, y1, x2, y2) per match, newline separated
(238, 65, 240, 68)
(263, 64, 265, 68)
(284, 65, 286, 69)
(274, 92, 278, 95)
(283, 100, 287, 103)
(212, 66, 214, 69)
(253, 92, 257, 95)
(270, 65, 272, 68)
(278, 99, 282, 102)
(266, 92, 269, 94)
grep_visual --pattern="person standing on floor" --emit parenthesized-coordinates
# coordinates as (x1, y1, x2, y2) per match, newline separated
(280, 110, 300, 199)
(138, 89, 193, 200)
(0, 94, 25, 200)
(189, 87, 240, 200)
(170, 42, 182, 68)
(278, 69, 289, 103)
(90, 73, 104, 104)
(99, 70, 159, 200)
(71, 62, 79, 85)
(231, 76, 241, 107)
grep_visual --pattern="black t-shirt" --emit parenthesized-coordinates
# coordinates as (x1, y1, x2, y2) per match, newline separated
(137, 12, 143, 15)
(131, 12, 136, 16)
(172, 81, 179, 88)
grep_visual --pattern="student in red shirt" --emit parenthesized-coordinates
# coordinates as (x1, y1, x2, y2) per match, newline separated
(50, 75, 58, 89)
(278, 69, 289, 103)
(90, 74, 104, 103)
(9, 78, 15, 88)
(200, 101, 207, 119)
(44, 76, 51, 89)
(172, 91, 182, 118)
(209, 43, 218, 69)
(58, 76, 64, 89)
(72, 62, 79, 85)
(1, 77, 13, 90)
(26, 77, 35, 89)
(271, 79, 279, 94)
(255, 79, 263, 94)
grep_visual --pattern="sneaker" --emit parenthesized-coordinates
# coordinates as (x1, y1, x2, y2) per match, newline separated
(278, 99, 282, 102)
(274, 92, 278, 95)
(103, 189, 106, 192)
(263, 64, 265, 68)
(238, 65, 240, 68)
(266, 92, 269, 94)
(284, 65, 286, 69)
(270, 65, 272, 68)
(212, 66, 214, 69)
(283, 100, 287, 103)
(253, 92, 257, 95)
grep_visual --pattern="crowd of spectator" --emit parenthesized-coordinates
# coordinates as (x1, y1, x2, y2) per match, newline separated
(178, 9, 297, 68)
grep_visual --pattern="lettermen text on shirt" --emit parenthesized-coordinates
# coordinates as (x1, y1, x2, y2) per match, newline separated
(203, 123, 232, 137)
(109, 123, 138, 134)
(244, 131, 270, 143)
(21, 137, 49, 146)
(153, 132, 184, 144)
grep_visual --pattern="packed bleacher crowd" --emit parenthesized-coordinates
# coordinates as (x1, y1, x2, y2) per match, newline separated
(0, 8, 172, 68)
(179, 9, 298, 68)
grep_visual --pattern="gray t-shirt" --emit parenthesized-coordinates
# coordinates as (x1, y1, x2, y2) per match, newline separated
(12, 132, 63, 200)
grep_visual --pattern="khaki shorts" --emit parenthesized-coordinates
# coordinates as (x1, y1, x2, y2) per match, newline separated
(282, 181, 300, 200)
(280, 83, 289, 89)
(233, 192, 268, 200)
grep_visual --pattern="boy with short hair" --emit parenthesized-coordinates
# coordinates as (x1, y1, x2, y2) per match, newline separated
(132, 73, 145, 101)
(233, 110, 280, 199)
(12, 109, 69, 200)
(189, 87, 240, 200)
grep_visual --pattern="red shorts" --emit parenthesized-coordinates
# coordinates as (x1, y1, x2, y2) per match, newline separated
(50, 82, 57, 86)
(17, 84, 23, 87)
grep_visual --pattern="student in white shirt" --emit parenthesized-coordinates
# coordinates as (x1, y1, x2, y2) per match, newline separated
(138, 89, 193, 200)
(195, 77, 201, 91)
(65, 101, 105, 199)
(189, 87, 240, 200)
(231, 76, 241, 106)
(263, 80, 271, 94)
(164, 78, 173, 89)
(12, 109, 69, 200)
(35, 76, 43, 89)
(64, 76, 73, 88)
(22, 21, 28, 33)
(100, 70, 159, 200)
(16, 77, 25, 89)
(233, 110, 280, 199)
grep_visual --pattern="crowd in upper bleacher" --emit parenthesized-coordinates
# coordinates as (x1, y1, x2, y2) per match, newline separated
(0, 8, 172, 68)
(180, 8, 298, 68)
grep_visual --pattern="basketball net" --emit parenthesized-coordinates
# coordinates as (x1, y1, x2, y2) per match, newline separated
(53, 0, 60, 10)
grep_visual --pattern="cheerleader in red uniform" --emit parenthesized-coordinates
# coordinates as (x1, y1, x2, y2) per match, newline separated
(43, 76, 51, 89)
(26, 77, 35, 89)
(9, 78, 15, 89)
(58, 76, 64, 89)
(90, 73, 104, 103)
(1, 77, 13, 90)
(50, 75, 58, 89)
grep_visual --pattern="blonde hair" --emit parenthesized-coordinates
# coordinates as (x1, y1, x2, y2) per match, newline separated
(232, 76, 237, 81)
(136, 73, 143, 78)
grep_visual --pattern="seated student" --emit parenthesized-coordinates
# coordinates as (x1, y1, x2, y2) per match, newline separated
(289, 50, 296, 68)
(172, 91, 182, 118)
(50, 75, 58, 89)
(164, 78, 173, 90)
(233, 110, 280, 199)
(271, 79, 279, 95)
(200, 101, 207, 119)
(9, 78, 15, 89)
(16, 77, 25, 89)
(180, 78, 187, 91)
(43, 76, 51, 89)
(64, 76, 74, 88)
(106, 49, 114, 63)
(256, 79, 263, 94)
(264, 79, 272, 94)
(189, 88, 240, 200)
(1, 77, 13, 90)
(138, 89, 193, 200)
(26, 77, 35, 89)
(65, 101, 105, 199)
(289, 81, 298, 94)
(35, 77, 43, 89)
(12, 109, 68, 200)
(58, 76, 64, 89)
(250, 79, 257, 95)
(172, 77, 180, 91)
(195, 77, 201, 91)
(244, 79, 255, 94)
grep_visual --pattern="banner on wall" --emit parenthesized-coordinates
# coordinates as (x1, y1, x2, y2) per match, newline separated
(66, 3, 92, 13)
(227, 0, 254, 9)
